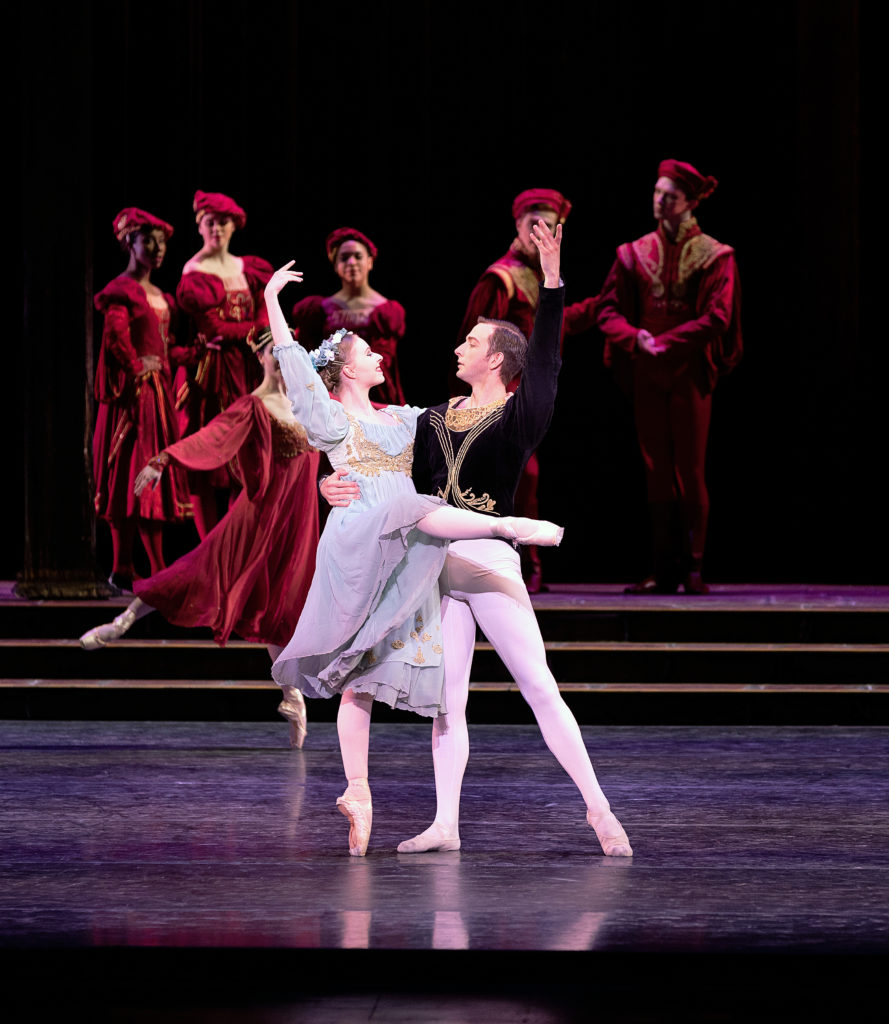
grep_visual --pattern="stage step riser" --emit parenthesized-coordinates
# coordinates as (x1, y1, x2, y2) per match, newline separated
(2, 643, 887, 686)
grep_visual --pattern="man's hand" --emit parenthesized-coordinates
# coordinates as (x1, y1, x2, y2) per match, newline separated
(320, 467, 361, 507)
(636, 329, 669, 356)
(531, 219, 562, 288)
(138, 355, 162, 374)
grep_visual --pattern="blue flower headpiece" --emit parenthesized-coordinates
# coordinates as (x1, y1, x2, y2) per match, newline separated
(309, 328, 348, 370)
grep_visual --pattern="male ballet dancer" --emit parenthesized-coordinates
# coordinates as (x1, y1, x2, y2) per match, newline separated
(322, 219, 632, 856)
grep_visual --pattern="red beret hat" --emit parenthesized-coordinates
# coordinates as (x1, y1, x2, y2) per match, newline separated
(325, 226, 379, 262)
(512, 188, 572, 224)
(657, 160, 718, 202)
(113, 207, 174, 242)
(193, 190, 247, 230)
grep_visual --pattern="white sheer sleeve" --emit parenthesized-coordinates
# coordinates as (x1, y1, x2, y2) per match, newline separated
(273, 343, 349, 452)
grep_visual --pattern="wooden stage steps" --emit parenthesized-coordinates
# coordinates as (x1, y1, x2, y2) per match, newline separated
(2, 582, 887, 722)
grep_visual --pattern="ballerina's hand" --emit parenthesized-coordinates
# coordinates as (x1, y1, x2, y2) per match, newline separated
(265, 260, 304, 298)
(134, 464, 162, 496)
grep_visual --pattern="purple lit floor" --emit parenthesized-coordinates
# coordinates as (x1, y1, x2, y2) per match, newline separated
(2, 718, 888, 1021)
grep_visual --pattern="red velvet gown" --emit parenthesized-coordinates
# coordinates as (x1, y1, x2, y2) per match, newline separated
(134, 395, 320, 647)
(290, 294, 407, 406)
(92, 276, 191, 523)
(175, 255, 274, 486)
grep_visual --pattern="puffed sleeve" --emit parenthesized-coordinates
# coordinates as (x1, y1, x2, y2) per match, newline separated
(273, 342, 350, 452)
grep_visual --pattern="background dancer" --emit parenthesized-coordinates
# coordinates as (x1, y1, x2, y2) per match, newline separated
(567, 159, 742, 594)
(265, 261, 562, 857)
(92, 207, 192, 592)
(80, 330, 321, 748)
(175, 190, 275, 537)
(324, 219, 633, 857)
(290, 227, 407, 406)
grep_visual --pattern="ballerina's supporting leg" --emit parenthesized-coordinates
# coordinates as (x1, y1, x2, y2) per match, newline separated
(417, 506, 564, 547)
(335, 689, 374, 856)
(79, 597, 154, 650)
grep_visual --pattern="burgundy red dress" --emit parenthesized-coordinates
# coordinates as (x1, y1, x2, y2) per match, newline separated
(290, 294, 407, 406)
(92, 276, 191, 523)
(134, 395, 320, 647)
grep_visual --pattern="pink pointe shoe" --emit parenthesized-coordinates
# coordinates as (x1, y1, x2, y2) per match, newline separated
(277, 685, 307, 749)
(336, 778, 373, 857)
(499, 517, 565, 548)
(79, 607, 138, 650)
(587, 809, 633, 857)
(396, 822, 461, 854)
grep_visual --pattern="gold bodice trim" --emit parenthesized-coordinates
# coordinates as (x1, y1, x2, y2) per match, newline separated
(344, 413, 413, 478)
(270, 416, 314, 458)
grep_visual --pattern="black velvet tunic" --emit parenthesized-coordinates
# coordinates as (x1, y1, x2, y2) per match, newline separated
(413, 285, 565, 518)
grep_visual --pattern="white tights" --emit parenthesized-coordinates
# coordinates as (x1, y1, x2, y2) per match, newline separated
(333, 507, 535, 782)
(430, 539, 611, 834)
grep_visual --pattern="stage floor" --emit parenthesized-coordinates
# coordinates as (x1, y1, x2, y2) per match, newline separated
(2, 719, 887, 1019)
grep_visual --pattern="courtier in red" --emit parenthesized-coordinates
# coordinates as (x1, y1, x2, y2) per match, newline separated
(175, 190, 274, 537)
(290, 227, 406, 406)
(455, 188, 572, 592)
(80, 331, 321, 749)
(579, 159, 742, 593)
(92, 208, 192, 591)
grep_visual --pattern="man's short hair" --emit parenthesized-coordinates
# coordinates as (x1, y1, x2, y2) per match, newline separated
(478, 317, 529, 385)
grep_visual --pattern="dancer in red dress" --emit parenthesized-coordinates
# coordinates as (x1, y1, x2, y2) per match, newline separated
(80, 330, 321, 748)
(92, 208, 192, 592)
(454, 189, 572, 592)
(175, 190, 275, 537)
(290, 227, 406, 406)
(570, 160, 742, 593)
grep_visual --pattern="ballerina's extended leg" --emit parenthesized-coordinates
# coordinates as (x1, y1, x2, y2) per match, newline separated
(79, 598, 152, 650)
(418, 507, 564, 547)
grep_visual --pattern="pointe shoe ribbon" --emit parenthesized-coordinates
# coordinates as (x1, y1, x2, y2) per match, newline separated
(79, 608, 138, 650)
(277, 685, 307, 749)
(336, 778, 372, 857)
(396, 822, 461, 854)
(587, 809, 633, 857)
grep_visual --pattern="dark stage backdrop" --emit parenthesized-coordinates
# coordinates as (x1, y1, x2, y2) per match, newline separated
(12, 0, 879, 591)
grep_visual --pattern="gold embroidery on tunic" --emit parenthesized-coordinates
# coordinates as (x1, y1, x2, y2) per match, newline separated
(344, 414, 413, 478)
(421, 633, 432, 643)
(445, 395, 510, 431)
(415, 613, 423, 626)
(391, 639, 405, 650)
(414, 648, 426, 665)
(410, 630, 419, 641)
(433, 644, 443, 655)
(430, 405, 505, 514)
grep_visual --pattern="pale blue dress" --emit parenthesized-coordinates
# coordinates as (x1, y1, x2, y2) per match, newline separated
(271, 341, 448, 717)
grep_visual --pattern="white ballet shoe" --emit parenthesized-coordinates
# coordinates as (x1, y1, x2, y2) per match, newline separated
(336, 778, 372, 857)
(587, 809, 633, 857)
(396, 822, 461, 854)
(499, 516, 564, 548)
(277, 685, 307, 749)
(79, 608, 138, 650)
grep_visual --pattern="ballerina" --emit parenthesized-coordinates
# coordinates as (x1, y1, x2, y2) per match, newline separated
(265, 262, 563, 855)
(80, 330, 321, 749)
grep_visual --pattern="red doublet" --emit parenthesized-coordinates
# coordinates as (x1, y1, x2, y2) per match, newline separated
(92, 276, 191, 523)
(596, 218, 742, 575)
(291, 294, 407, 406)
(134, 395, 320, 647)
